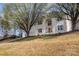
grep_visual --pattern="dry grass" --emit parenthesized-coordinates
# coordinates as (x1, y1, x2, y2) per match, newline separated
(0, 32, 79, 56)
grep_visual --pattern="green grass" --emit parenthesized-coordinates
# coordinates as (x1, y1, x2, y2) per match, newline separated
(0, 32, 79, 55)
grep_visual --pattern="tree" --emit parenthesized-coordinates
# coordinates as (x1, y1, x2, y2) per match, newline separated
(55, 3, 79, 31)
(0, 19, 10, 37)
(4, 3, 48, 37)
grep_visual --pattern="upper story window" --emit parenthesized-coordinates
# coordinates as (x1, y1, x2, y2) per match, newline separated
(38, 28, 42, 33)
(48, 28, 52, 33)
(58, 25, 63, 31)
(38, 20, 42, 25)
(47, 20, 52, 26)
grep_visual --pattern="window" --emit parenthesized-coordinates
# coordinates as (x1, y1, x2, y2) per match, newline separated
(38, 28, 42, 33)
(48, 20, 52, 26)
(58, 25, 63, 31)
(38, 20, 42, 25)
(48, 28, 52, 33)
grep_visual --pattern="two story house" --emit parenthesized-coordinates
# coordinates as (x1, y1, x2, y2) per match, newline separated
(22, 16, 72, 37)
(0, 14, 76, 37)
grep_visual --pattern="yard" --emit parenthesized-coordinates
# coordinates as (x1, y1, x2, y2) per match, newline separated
(0, 32, 79, 56)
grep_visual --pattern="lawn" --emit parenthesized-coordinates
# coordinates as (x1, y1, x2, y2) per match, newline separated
(0, 32, 79, 56)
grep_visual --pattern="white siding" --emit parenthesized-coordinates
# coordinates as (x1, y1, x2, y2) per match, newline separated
(0, 17, 73, 37)
(21, 18, 72, 37)
(66, 20, 72, 32)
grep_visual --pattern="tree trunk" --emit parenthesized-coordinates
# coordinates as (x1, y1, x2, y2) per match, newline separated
(26, 31, 30, 37)
(71, 19, 76, 32)
(25, 27, 32, 37)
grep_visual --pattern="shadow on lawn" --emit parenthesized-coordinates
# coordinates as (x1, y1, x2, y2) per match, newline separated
(0, 30, 79, 43)
(11, 30, 79, 42)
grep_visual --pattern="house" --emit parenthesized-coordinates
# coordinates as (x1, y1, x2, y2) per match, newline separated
(0, 14, 78, 37)
(22, 16, 72, 37)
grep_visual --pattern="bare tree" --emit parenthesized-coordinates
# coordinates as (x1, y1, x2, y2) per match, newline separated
(55, 3, 79, 31)
(4, 3, 48, 37)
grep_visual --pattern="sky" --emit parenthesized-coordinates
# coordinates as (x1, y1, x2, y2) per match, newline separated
(0, 3, 4, 13)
